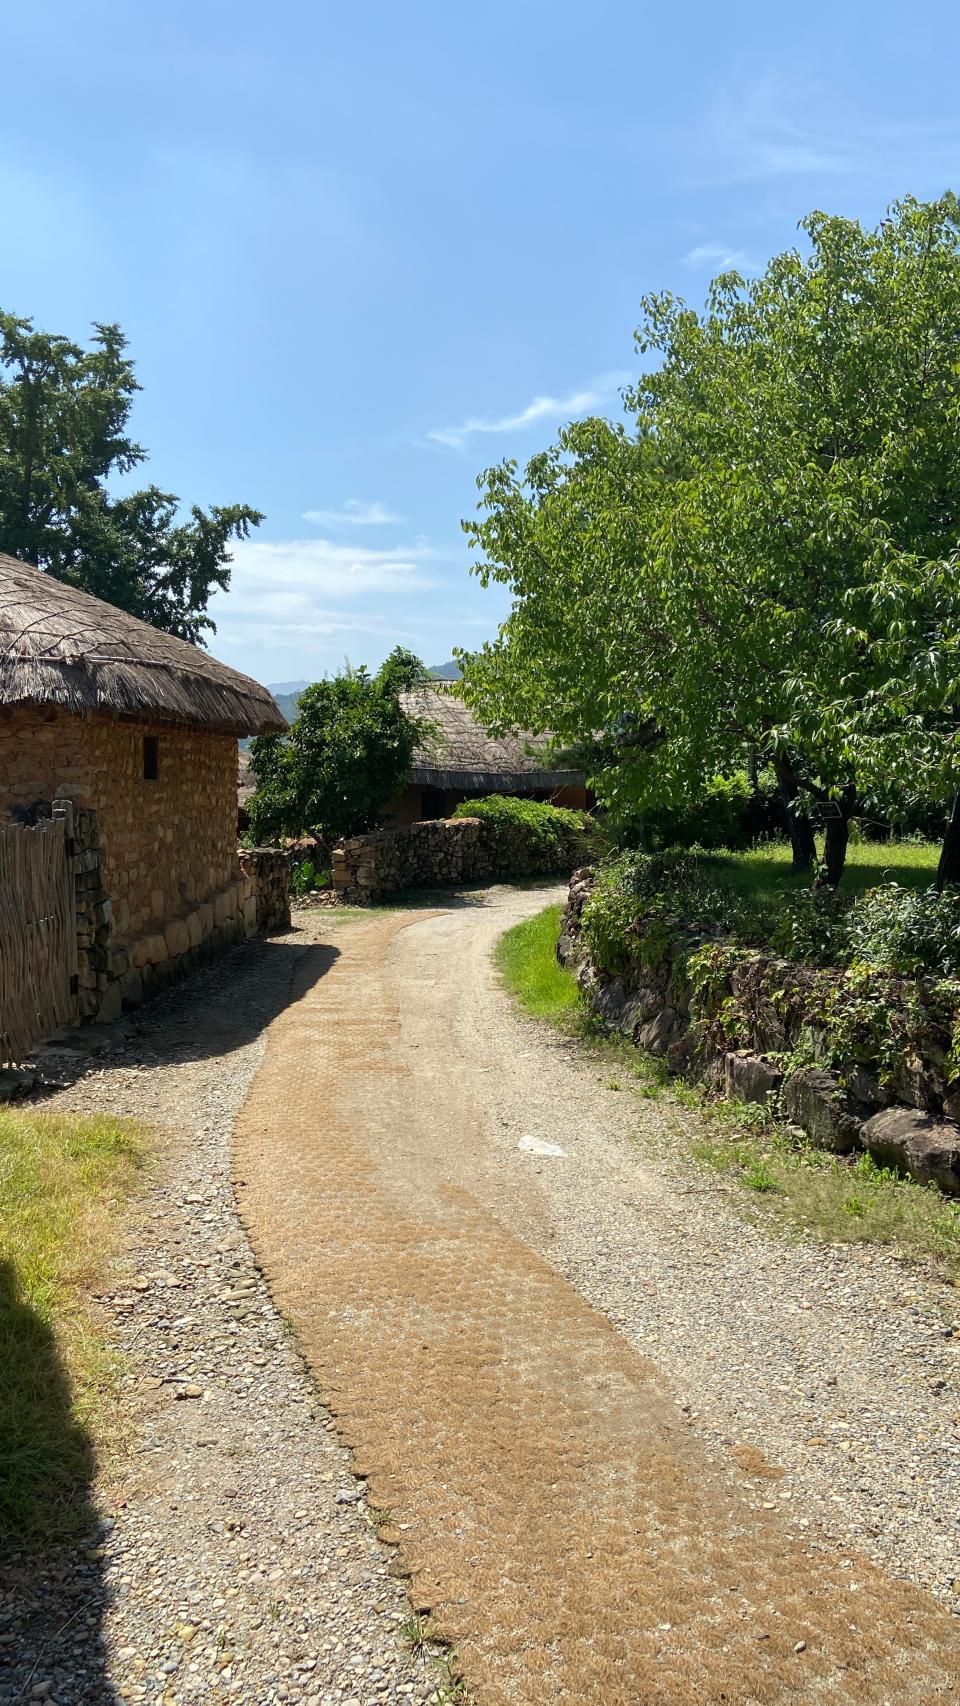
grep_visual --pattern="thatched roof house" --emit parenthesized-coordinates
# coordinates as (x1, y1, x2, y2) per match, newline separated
(0, 554, 286, 1023)
(385, 683, 586, 824)
(0, 553, 284, 735)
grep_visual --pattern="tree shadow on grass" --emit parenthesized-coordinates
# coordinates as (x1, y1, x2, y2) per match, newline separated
(0, 1257, 115, 1703)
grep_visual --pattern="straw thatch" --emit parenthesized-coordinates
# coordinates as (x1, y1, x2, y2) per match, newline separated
(0, 554, 285, 735)
(400, 684, 582, 792)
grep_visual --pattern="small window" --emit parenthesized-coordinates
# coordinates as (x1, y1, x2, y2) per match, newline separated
(143, 735, 159, 781)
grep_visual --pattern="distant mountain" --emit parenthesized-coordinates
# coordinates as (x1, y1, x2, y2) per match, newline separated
(428, 661, 461, 680)
(271, 690, 304, 726)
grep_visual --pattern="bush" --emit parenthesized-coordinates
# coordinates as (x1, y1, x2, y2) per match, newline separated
(844, 884, 960, 977)
(452, 795, 591, 869)
(605, 769, 782, 853)
(580, 850, 960, 979)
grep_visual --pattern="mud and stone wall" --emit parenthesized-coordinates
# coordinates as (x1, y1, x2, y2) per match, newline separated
(332, 815, 586, 904)
(0, 706, 290, 1024)
(559, 866, 960, 1196)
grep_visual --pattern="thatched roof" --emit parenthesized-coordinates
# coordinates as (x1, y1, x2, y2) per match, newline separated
(0, 554, 285, 736)
(400, 684, 583, 792)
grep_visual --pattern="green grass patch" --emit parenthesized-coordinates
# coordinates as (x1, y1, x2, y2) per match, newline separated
(692, 1110, 960, 1279)
(495, 903, 583, 1022)
(0, 1107, 147, 1543)
(711, 838, 939, 903)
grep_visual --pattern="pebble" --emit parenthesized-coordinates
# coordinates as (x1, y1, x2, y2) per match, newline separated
(0, 928, 439, 1706)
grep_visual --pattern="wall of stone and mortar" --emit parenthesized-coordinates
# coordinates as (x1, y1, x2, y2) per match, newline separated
(332, 815, 588, 903)
(559, 866, 960, 1196)
(0, 707, 290, 1024)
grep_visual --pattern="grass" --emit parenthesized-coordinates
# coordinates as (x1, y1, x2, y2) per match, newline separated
(494, 903, 582, 1022)
(0, 1106, 147, 1542)
(497, 902, 960, 1284)
(707, 838, 940, 903)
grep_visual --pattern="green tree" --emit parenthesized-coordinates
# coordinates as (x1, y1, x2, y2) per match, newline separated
(0, 312, 262, 641)
(247, 651, 427, 846)
(460, 196, 960, 885)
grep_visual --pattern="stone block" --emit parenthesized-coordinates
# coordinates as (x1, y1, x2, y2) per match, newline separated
(860, 1107, 960, 1195)
(723, 1051, 783, 1106)
(96, 984, 123, 1023)
(213, 888, 233, 926)
(131, 932, 168, 970)
(186, 908, 204, 949)
(164, 918, 191, 960)
(781, 1067, 862, 1153)
(243, 895, 257, 934)
(637, 1006, 688, 1057)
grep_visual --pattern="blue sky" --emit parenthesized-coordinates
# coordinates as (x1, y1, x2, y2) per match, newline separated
(3, 1, 959, 686)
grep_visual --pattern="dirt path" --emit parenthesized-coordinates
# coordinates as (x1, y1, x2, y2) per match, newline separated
(236, 887, 960, 1705)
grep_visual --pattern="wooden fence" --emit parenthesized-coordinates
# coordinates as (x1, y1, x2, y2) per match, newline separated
(0, 804, 78, 1067)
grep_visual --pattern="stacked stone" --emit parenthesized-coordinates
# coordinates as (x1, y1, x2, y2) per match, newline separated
(71, 805, 113, 1020)
(239, 846, 291, 931)
(331, 816, 585, 904)
(559, 867, 960, 1196)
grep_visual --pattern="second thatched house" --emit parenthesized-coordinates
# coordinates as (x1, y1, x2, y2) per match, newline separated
(383, 683, 587, 824)
(0, 553, 286, 1024)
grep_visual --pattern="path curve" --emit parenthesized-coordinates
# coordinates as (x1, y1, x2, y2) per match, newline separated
(236, 886, 960, 1705)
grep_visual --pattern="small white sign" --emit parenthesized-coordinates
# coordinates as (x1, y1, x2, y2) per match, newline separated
(518, 1135, 567, 1158)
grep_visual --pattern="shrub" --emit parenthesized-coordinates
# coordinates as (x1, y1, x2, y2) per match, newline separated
(579, 850, 960, 979)
(844, 884, 960, 977)
(604, 769, 782, 853)
(452, 795, 591, 869)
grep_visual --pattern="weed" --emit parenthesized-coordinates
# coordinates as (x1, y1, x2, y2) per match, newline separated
(0, 1107, 147, 1541)
(400, 1614, 442, 1657)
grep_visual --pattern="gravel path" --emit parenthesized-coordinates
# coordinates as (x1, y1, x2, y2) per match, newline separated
(396, 888, 960, 1611)
(1, 922, 439, 1706)
(234, 889, 960, 1702)
(4, 883, 960, 1704)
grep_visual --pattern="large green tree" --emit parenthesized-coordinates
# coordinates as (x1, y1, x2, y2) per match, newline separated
(460, 196, 960, 884)
(0, 312, 262, 641)
(247, 651, 427, 846)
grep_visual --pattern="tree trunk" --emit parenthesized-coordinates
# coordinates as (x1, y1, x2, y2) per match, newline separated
(774, 756, 816, 872)
(821, 812, 849, 888)
(937, 794, 960, 889)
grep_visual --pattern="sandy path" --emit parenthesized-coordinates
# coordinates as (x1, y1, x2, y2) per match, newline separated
(236, 887, 960, 1705)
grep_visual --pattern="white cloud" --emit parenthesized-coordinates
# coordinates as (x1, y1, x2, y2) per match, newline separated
(208, 534, 440, 658)
(224, 536, 437, 609)
(302, 499, 405, 527)
(683, 242, 755, 272)
(425, 370, 630, 451)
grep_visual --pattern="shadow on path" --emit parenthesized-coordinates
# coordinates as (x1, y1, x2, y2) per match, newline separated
(0, 1258, 112, 1704)
(2, 929, 343, 1702)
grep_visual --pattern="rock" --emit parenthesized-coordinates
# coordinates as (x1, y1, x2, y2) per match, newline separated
(845, 1065, 891, 1113)
(944, 1087, 960, 1122)
(860, 1108, 960, 1194)
(637, 1006, 688, 1057)
(781, 1068, 862, 1153)
(0, 1066, 36, 1102)
(723, 1051, 783, 1106)
(890, 1058, 944, 1113)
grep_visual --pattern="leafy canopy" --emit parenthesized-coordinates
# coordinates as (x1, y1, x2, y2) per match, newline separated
(459, 196, 960, 832)
(248, 651, 428, 845)
(0, 312, 261, 641)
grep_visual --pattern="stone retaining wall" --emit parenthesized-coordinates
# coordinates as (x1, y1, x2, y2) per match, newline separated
(332, 816, 586, 904)
(559, 866, 960, 1196)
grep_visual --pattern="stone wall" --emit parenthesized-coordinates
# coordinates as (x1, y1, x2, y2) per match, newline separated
(0, 707, 240, 941)
(559, 866, 960, 1196)
(0, 705, 290, 1026)
(332, 815, 586, 904)
(239, 847, 291, 933)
